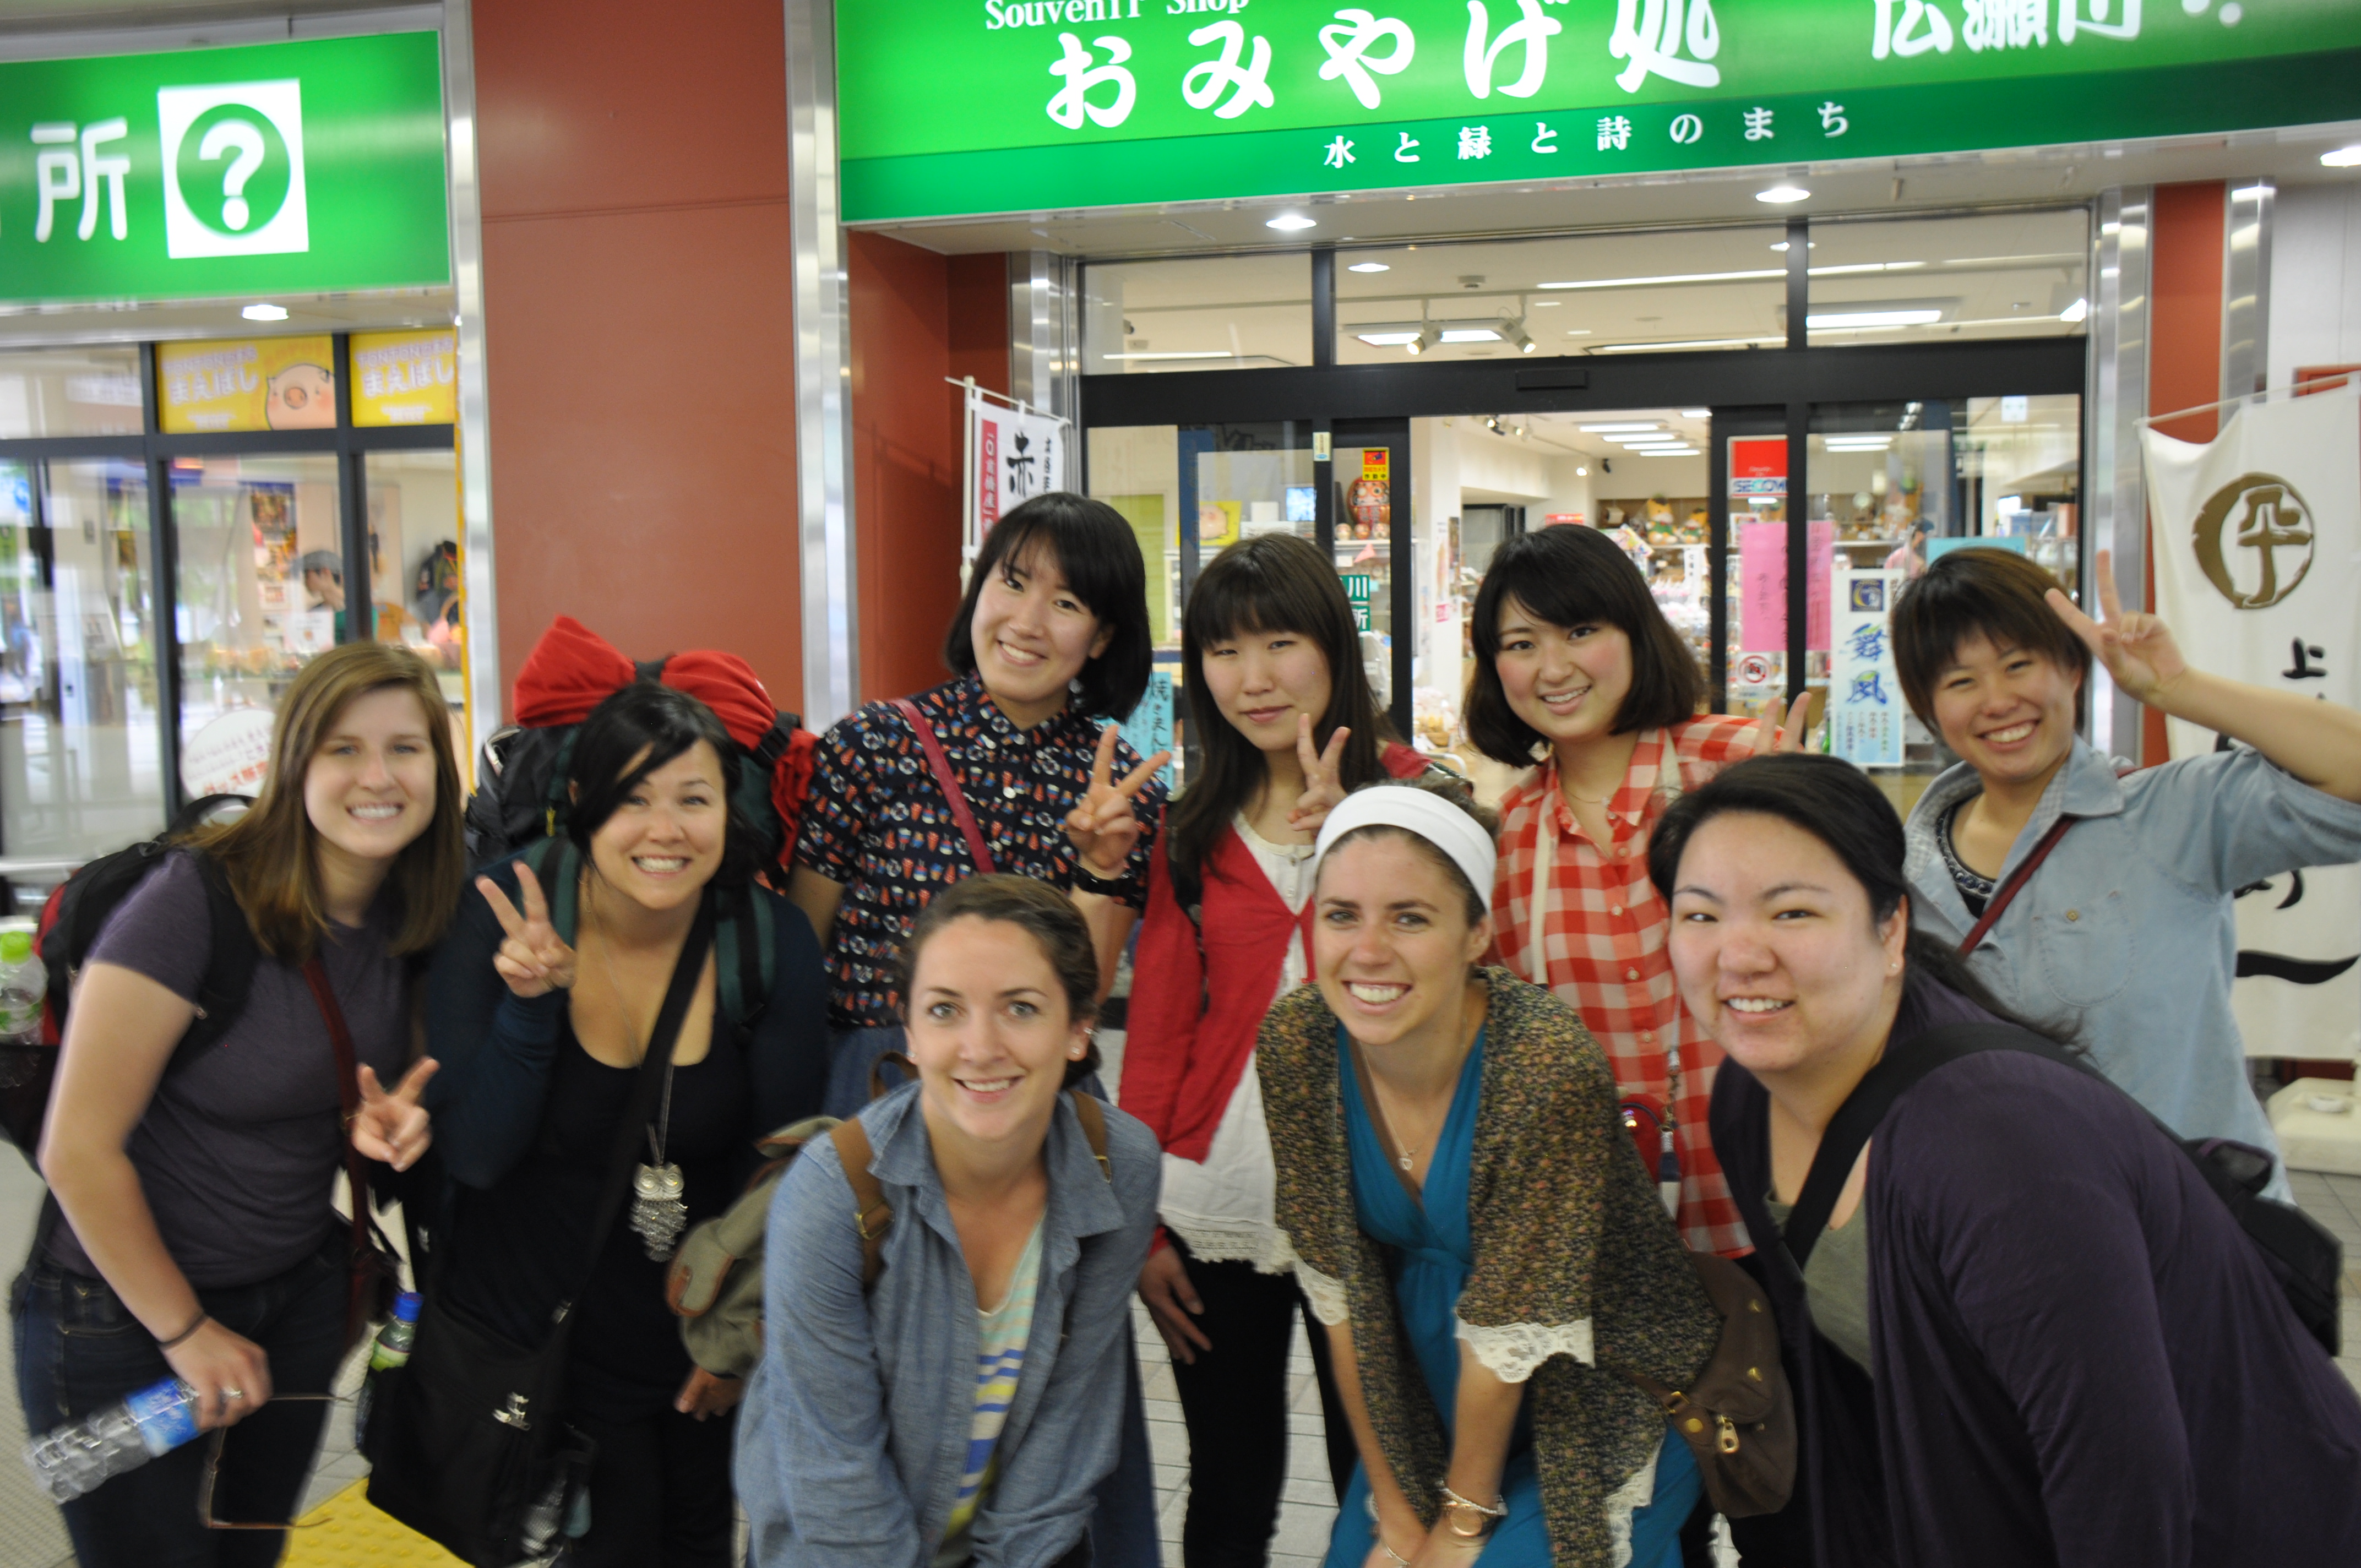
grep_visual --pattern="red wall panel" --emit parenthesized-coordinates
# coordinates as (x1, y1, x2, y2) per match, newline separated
(2143, 181, 2227, 762)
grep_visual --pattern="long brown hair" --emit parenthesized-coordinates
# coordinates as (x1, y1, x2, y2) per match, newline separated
(186, 643, 467, 960)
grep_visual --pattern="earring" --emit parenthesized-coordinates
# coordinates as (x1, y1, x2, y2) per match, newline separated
(1889, 960, 1902, 974)
(1070, 1044, 1087, 1059)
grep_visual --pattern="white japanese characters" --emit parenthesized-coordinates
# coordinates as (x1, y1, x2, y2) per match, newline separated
(1464, 0, 1562, 100)
(1609, 0, 1722, 92)
(1046, 32, 1138, 127)
(30, 119, 130, 243)
(1183, 19, 1276, 118)
(1596, 113, 1631, 151)
(1316, 9, 1416, 110)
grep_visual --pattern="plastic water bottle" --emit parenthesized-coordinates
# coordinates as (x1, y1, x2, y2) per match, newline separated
(22, 1377, 201, 1503)
(353, 1291, 421, 1451)
(0, 924, 46, 1042)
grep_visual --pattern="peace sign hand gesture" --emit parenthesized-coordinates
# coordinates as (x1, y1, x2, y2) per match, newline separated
(1751, 690, 1817, 757)
(477, 861, 576, 998)
(2047, 547, 2188, 707)
(351, 1058, 438, 1171)
(1065, 723, 1172, 882)
(1285, 715, 1351, 832)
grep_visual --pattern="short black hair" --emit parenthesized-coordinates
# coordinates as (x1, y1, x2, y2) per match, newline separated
(942, 492, 1153, 721)
(899, 873, 1102, 1087)
(1890, 547, 2090, 728)
(565, 682, 764, 890)
(1463, 525, 1704, 766)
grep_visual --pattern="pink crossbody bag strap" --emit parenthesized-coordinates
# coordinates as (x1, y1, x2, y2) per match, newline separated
(890, 698, 997, 876)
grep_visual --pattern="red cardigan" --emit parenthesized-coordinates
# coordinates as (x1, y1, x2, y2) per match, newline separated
(1124, 743, 1429, 1167)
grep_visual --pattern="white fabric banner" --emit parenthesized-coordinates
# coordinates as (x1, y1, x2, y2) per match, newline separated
(965, 388, 1067, 556)
(2144, 386, 2361, 1060)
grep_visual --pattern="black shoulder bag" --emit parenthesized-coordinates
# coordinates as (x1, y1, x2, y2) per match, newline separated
(365, 899, 716, 1567)
(1784, 1021, 2344, 1355)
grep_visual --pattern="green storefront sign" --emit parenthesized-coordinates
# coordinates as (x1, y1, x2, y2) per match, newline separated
(840, 0, 2361, 222)
(0, 31, 449, 303)
(1341, 570, 1374, 630)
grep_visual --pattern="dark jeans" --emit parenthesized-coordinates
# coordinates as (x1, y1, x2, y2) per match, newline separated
(1163, 1237, 1354, 1568)
(12, 1232, 347, 1568)
(561, 1402, 736, 1568)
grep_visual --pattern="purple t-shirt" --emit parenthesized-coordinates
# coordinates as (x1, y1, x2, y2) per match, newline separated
(47, 851, 409, 1288)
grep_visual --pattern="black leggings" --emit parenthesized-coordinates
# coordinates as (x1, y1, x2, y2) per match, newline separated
(561, 1401, 737, 1568)
(1163, 1237, 1353, 1568)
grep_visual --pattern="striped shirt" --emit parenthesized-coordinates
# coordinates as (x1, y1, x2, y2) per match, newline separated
(934, 1218, 1047, 1566)
(1491, 718, 1761, 1255)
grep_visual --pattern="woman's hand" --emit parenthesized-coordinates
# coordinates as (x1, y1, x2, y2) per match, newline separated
(2047, 547, 2189, 709)
(1064, 725, 1171, 883)
(163, 1319, 272, 1431)
(477, 862, 576, 997)
(350, 1058, 438, 1171)
(674, 1366, 744, 1422)
(1286, 717, 1352, 832)
(1138, 1245, 1212, 1365)
(1751, 692, 1816, 756)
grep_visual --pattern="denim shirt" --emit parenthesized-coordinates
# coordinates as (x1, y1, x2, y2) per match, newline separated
(1905, 737, 2361, 1188)
(737, 1081, 1161, 1568)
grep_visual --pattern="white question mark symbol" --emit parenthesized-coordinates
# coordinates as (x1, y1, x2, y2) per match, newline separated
(197, 119, 266, 231)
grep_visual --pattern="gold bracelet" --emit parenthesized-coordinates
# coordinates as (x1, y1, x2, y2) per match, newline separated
(1437, 1484, 1506, 1540)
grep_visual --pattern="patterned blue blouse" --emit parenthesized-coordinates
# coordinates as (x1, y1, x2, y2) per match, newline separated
(794, 673, 1165, 1030)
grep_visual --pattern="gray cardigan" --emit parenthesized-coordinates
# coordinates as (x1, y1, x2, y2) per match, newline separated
(736, 1081, 1160, 1568)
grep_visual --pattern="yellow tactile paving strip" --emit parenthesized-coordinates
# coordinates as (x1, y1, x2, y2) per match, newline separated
(282, 1478, 466, 1567)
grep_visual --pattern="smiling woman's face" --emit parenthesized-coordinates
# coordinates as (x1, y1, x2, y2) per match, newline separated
(1928, 631, 2080, 791)
(1311, 831, 1491, 1055)
(907, 914, 1090, 1153)
(1665, 811, 1907, 1079)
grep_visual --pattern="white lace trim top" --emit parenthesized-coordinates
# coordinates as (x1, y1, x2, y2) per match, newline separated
(1293, 1256, 1348, 1326)
(1452, 1316, 1597, 1382)
(1603, 1441, 1661, 1568)
(1157, 816, 1316, 1274)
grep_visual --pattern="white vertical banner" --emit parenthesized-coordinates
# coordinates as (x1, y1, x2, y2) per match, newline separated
(965, 386, 1068, 560)
(2144, 385, 2361, 1060)
(1828, 568, 1905, 767)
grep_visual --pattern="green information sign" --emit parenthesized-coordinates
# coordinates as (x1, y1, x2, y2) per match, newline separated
(840, 0, 2361, 222)
(1341, 570, 1374, 629)
(1, 31, 449, 304)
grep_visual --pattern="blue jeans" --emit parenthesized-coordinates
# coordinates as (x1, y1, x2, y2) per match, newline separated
(12, 1231, 349, 1568)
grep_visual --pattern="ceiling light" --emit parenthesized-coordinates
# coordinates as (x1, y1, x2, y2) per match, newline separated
(1575, 465, 1589, 477)
(1506, 321, 1537, 354)
(1100, 351, 1236, 360)
(1406, 323, 1438, 356)
(1594, 335, 1781, 352)
(1682, 409, 1710, 418)
(1769, 241, 1816, 253)
(1581, 422, 1662, 433)
(1756, 185, 1811, 204)
(1355, 331, 1424, 347)
(1807, 308, 1944, 329)
(1531, 300, 1560, 308)
(1539, 268, 1783, 291)
(1265, 214, 1318, 231)
(2321, 144, 2361, 168)
(2058, 297, 2089, 323)
(1638, 447, 1700, 456)
(242, 303, 289, 322)
(1439, 327, 1502, 342)
(1347, 261, 1391, 273)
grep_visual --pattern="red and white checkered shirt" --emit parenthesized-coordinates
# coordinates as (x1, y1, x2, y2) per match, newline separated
(1492, 717, 1762, 1255)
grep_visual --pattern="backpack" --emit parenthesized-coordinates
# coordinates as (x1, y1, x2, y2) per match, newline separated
(0, 794, 257, 1166)
(664, 1061, 1112, 1379)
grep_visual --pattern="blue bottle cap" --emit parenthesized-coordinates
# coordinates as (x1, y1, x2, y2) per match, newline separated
(392, 1291, 422, 1322)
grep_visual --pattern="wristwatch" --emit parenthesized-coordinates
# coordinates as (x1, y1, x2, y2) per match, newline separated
(1437, 1484, 1506, 1540)
(1070, 860, 1128, 895)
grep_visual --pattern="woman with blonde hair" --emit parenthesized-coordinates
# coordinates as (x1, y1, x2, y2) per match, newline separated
(20, 642, 459, 1566)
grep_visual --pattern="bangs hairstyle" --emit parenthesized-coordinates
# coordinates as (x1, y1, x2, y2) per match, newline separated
(1891, 547, 2091, 728)
(1464, 525, 1704, 766)
(943, 491, 1153, 721)
(187, 642, 465, 961)
(1645, 753, 2068, 1044)
(565, 683, 763, 891)
(900, 874, 1103, 1088)
(1168, 533, 1396, 900)
(1319, 775, 1499, 928)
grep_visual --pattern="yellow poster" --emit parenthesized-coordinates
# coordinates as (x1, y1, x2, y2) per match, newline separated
(351, 330, 458, 427)
(157, 336, 336, 434)
(1361, 449, 1390, 483)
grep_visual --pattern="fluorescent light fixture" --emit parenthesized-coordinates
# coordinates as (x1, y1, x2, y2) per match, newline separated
(1638, 447, 1699, 456)
(1580, 422, 1662, 433)
(1593, 335, 1782, 353)
(1538, 268, 1782, 291)
(1439, 327, 1502, 342)
(1531, 299, 1560, 307)
(2324, 144, 2361, 168)
(1347, 261, 1391, 272)
(2058, 297, 2089, 323)
(1756, 185, 1811, 204)
(1806, 308, 1944, 329)
(1101, 351, 1236, 361)
(1355, 331, 1424, 347)
(1682, 409, 1711, 418)
(242, 303, 289, 322)
(1769, 241, 1814, 252)
(1808, 261, 1927, 275)
(1265, 214, 1318, 231)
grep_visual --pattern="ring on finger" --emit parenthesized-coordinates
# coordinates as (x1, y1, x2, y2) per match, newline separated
(221, 1387, 244, 1401)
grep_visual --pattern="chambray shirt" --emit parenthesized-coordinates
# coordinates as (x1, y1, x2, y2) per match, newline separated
(737, 1082, 1160, 1568)
(1905, 737, 2361, 1189)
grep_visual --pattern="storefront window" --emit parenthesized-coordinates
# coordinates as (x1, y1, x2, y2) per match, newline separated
(0, 458, 164, 862)
(1805, 209, 2090, 347)
(1086, 424, 1185, 655)
(366, 449, 468, 754)
(1080, 254, 1313, 374)
(0, 347, 144, 439)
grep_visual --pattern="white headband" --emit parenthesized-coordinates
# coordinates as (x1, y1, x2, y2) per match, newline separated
(1313, 786, 1497, 915)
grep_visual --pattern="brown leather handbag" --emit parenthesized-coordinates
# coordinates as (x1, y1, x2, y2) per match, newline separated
(1622, 1251, 1796, 1518)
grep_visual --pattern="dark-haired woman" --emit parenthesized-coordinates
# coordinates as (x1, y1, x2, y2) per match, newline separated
(1124, 534, 1417, 1564)
(1662, 753, 2361, 1567)
(426, 682, 829, 1566)
(24, 643, 458, 1566)
(1891, 547, 2361, 1188)
(1467, 524, 1807, 1255)
(739, 874, 1160, 1568)
(787, 491, 1169, 1119)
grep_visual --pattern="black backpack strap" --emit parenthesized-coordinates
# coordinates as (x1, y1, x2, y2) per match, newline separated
(1785, 1022, 2067, 1267)
(167, 850, 262, 1071)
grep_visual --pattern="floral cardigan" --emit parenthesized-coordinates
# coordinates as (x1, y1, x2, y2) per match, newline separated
(1258, 967, 1718, 1568)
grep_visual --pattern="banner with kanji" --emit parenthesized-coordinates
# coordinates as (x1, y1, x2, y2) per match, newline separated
(966, 387, 1067, 558)
(2144, 385, 2361, 1062)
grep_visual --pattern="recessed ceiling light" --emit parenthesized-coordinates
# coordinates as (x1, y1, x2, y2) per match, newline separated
(2321, 144, 2361, 168)
(1639, 448, 1700, 456)
(1682, 409, 1711, 418)
(1356, 331, 1423, 346)
(1531, 300, 1560, 307)
(1756, 185, 1811, 204)
(1575, 466, 1589, 477)
(1768, 241, 1816, 252)
(1581, 423, 1662, 433)
(1266, 214, 1318, 231)
(242, 303, 289, 322)
(1439, 327, 1502, 342)
(1347, 261, 1390, 273)
(1808, 308, 1944, 329)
